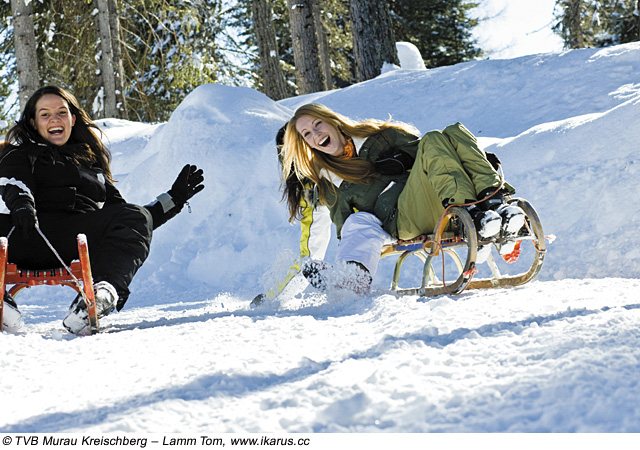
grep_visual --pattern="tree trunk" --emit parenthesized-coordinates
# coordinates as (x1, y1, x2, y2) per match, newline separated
(567, 0, 586, 48)
(350, 0, 399, 82)
(312, 1, 332, 90)
(96, 0, 118, 118)
(252, 0, 289, 100)
(287, 0, 326, 94)
(11, 0, 39, 112)
(636, 0, 640, 41)
(108, 0, 128, 119)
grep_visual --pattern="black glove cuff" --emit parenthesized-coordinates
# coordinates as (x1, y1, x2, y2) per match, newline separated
(374, 152, 414, 175)
(155, 192, 178, 213)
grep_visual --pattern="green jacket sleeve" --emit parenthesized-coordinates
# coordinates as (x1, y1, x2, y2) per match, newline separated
(388, 128, 421, 160)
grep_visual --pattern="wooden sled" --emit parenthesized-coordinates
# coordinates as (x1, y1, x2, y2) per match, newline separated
(0, 234, 98, 334)
(381, 198, 548, 297)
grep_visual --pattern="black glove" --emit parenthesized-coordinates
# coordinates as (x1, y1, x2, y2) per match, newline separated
(374, 151, 414, 175)
(485, 151, 501, 171)
(168, 164, 205, 207)
(11, 204, 38, 239)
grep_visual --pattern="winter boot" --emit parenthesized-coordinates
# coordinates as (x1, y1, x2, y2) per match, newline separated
(250, 293, 266, 308)
(496, 203, 526, 235)
(443, 197, 500, 239)
(464, 204, 502, 239)
(2, 291, 24, 332)
(477, 188, 526, 238)
(63, 281, 118, 335)
(302, 260, 372, 295)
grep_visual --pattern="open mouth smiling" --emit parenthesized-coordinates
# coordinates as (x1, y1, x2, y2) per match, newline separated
(319, 136, 330, 147)
(48, 127, 64, 135)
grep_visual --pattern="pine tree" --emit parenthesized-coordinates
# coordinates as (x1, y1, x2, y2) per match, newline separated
(390, 0, 481, 69)
(1, 1, 115, 120)
(120, 0, 244, 122)
(553, 0, 638, 48)
(35, 1, 100, 112)
(229, 0, 294, 95)
(108, 0, 128, 118)
(592, 0, 640, 45)
(0, 0, 489, 127)
(321, 0, 353, 87)
(0, 0, 247, 124)
(311, 0, 332, 90)
(231, 0, 352, 94)
(553, 0, 601, 48)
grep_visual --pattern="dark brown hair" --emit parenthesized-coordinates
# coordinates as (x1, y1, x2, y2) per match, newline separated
(4, 85, 114, 181)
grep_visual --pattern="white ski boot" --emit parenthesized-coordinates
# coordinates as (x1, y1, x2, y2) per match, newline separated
(63, 281, 118, 335)
(2, 293, 24, 333)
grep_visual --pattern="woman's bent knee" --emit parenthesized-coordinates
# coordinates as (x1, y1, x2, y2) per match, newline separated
(112, 203, 153, 237)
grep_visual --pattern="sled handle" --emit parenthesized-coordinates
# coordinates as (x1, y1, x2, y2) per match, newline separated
(0, 237, 7, 332)
(77, 234, 98, 334)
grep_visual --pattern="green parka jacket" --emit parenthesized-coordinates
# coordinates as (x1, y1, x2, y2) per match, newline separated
(322, 127, 420, 240)
(319, 122, 511, 241)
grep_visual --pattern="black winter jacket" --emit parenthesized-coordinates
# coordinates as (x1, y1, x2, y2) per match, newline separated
(0, 141, 177, 229)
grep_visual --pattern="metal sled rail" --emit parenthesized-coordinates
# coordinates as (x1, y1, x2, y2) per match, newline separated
(381, 198, 547, 297)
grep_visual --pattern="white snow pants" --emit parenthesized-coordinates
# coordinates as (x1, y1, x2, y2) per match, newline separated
(335, 212, 395, 278)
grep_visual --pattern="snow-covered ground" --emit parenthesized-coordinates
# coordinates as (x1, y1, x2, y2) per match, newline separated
(1, 42, 640, 435)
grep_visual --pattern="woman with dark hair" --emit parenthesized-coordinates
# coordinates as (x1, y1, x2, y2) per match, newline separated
(0, 86, 204, 334)
(277, 103, 525, 294)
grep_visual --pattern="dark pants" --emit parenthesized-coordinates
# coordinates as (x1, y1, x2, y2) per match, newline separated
(0, 203, 153, 310)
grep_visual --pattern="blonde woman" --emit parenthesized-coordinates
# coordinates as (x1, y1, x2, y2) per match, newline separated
(273, 103, 525, 294)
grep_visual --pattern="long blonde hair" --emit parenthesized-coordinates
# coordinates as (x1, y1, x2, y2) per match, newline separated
(281, 103, 419, 222)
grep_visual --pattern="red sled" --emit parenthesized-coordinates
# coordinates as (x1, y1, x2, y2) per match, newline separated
(0, 234, 99, 334)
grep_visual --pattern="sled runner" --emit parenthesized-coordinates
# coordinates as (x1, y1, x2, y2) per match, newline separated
(381, 198, 548, 297)
(0, 234, 98, 334)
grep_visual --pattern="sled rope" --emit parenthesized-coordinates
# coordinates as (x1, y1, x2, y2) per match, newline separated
(428, 164, 507, 293)
(439, 164, 507, 223)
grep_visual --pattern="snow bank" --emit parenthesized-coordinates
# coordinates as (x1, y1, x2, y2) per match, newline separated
(104, 42, 640, 302)
(2, 43, 640, 435)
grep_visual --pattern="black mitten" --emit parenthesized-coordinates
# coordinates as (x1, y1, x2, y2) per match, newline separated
(374, 151, 414, 175)
(11, 204, 38, 239)
(168, 164, 205, 207)
(485, 152, 501, 171)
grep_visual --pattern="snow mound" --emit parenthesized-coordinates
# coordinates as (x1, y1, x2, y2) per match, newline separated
(107, 42, 640, 301)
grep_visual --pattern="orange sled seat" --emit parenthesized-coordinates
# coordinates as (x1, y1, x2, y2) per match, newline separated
(0, 234, 99, 334)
